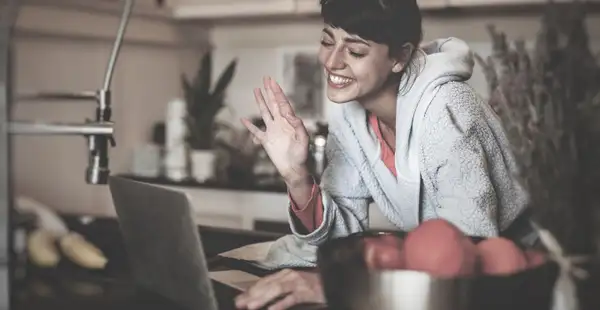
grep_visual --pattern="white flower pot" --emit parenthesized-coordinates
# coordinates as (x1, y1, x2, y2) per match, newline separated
(190, 149, 216, 183)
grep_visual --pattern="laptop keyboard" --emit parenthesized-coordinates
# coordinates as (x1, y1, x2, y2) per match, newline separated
(229, 279, 259, 291)
(209, 270, 261, 292)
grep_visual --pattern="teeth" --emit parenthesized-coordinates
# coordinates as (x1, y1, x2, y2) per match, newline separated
(328, 74, 352, 85)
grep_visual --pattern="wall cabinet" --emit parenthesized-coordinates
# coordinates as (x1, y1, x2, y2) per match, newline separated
(171, 0, 296, 19)
(168, 0, 583, 20)
(172, 0, 449, 19)
(447, 0, 577, 6)
(30, 0, 170, 16)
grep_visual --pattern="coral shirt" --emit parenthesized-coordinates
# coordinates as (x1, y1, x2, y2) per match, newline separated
(290, 113, 397, 232)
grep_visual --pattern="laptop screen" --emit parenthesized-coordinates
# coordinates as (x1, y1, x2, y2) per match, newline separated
(108, 176, 218, 310)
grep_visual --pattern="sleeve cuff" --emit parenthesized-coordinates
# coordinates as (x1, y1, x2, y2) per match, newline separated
(289, 179, 320, 213)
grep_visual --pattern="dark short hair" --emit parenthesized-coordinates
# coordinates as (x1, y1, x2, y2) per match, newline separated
(320, 0, 423, 58)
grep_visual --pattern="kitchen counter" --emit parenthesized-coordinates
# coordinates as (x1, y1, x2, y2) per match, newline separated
(11, 259, 322, 310)
(10, 215, 600, 310)
(10, 215, 326, 310)
(111, 175, 397, 233)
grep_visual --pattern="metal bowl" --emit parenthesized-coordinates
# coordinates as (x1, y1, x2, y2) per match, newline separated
(317, 230, 560, 310)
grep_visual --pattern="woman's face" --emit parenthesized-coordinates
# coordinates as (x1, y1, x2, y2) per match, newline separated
(318, 25, 404, 103)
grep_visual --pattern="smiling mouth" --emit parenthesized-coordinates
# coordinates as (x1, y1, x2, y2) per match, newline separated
(327, 73, 354, 88)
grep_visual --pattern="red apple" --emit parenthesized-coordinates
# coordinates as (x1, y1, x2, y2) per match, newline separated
(477, 237, 527, 275)
(403, 219, 478, 277)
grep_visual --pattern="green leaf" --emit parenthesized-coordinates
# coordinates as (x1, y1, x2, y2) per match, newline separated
(193, 52, 212, 99)
(181, 74, 195, 112)
(211, 59, 237, 99)
(183, 53, 238, 150)
(181, 74, 192, 96)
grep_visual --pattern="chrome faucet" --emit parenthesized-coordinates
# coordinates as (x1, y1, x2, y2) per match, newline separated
(8, 0, 135, 184)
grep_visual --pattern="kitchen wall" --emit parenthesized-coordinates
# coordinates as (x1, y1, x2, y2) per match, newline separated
(196, 7, 600, 231)
(210, 11, 600, 126)
(11, 2, 209, 215)
(11, 2, 599, 218)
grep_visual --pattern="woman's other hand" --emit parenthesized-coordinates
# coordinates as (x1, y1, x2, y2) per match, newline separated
(241, 77, 311, 186)
(234, 269, 325, 310)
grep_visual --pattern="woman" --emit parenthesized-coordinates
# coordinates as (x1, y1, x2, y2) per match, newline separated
(235, 0, 533, 309)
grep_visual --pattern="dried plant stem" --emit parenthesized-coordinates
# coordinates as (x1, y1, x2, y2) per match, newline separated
(478, 1, 600, 256)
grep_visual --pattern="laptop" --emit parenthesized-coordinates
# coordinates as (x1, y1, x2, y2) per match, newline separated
(108, 176, 260, 310)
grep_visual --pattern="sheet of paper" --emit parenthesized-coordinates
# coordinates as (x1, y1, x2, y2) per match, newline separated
(218, 241, 274, 262)
(209, 270, 261, 292)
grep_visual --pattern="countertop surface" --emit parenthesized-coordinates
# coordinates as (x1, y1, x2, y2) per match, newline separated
(119, 174, 287, 194)
(9, 215, 325, 310)
(9, 215, 600, 310)
(10, 260, 297, 310)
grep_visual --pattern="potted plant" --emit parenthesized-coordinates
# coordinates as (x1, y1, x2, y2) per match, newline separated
(181, 51, 237, 182)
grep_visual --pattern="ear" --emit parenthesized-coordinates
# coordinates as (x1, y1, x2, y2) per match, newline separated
(391, 43, 415, 73)
(391, 61, 405, 74)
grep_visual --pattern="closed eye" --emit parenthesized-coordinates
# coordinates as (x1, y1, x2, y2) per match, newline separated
(320, 40, 334, 47)
(348, 50, 365, 58)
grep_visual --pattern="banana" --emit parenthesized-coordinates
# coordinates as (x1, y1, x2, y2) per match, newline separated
(15, 196, 69, 238)
(59, 232, 108, 270)
(27, 229, 60, 268)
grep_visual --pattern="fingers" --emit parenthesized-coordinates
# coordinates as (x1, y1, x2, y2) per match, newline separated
(266, 76, 289, 105)
(236, 270, 290, 309)
(235, 271, 281, 309)
(264, 76, 296, 120)
(263, 77, 283, 120)
(282, 112, 305, 130)
(267, 77, 295, 117)
(267, 294, 299, 310)
(254, 88, 273, 124)
(240, 118, 265, 143)
(253, 76, 307, 145)
(235, 269, 298, 310)
(263, 77, 308, 136)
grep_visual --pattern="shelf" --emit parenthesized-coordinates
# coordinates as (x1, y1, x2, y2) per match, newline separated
(167, 0, 597, 22)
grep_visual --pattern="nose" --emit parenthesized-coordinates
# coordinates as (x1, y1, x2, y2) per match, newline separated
(325, 48, 345, 71)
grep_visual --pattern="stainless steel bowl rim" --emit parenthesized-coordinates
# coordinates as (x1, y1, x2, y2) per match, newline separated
(368, 259, 557, 281)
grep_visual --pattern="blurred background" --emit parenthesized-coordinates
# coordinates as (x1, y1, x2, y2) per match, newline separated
(7, 0, 600, 233)
(2, 1, 600, 309)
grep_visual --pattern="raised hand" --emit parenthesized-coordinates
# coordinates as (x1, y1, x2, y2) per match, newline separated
(241, 76, 310, 185)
